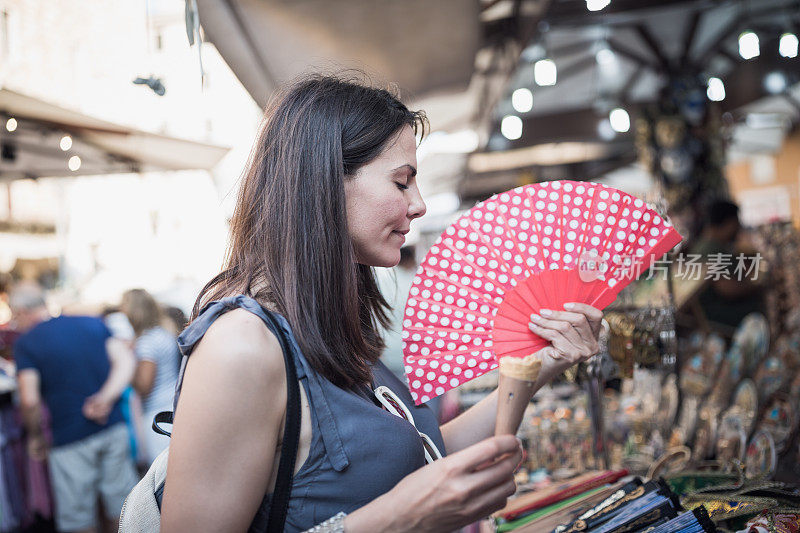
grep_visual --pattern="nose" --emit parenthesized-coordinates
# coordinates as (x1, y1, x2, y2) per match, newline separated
(407, 184, 427, 220)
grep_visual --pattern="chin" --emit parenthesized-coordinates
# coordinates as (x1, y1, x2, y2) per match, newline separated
(358, 248, 402, 268)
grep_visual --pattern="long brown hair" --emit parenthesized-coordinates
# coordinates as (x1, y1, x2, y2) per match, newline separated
(193, 74, 427, 388)
(122, 288, 161, 337)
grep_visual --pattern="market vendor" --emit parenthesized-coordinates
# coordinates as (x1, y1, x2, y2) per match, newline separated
(690, 200, 765, 330)
(157, 75, 603, 533)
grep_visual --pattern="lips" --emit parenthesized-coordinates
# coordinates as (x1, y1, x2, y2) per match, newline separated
(391, 229, 408, 241)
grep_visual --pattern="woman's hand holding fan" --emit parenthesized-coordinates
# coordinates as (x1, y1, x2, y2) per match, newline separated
(495, 303, 603, 435)
(402, 181, 683, 435)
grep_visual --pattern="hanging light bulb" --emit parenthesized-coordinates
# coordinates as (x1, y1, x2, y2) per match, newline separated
(706, 77, 726, 101)
(764, 72, 787, 94)
(534, 59, 557, 86)
(5, 117, 17, 132)
(596, 46, 616, 66)
(597, 118, 616, 141)
(511, 88, 533, 113)
(738, 31, 760, 60)
(68, 155, 82, 171)
(60, 135, 73, 151)
(501, 115, 523, 140)
(779, 32, 798, 58)
(609, 108, 630, 133)
(586, 0, 610, 11)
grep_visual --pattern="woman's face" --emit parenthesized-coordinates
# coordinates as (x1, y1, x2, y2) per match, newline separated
(345, 125, 426, 267)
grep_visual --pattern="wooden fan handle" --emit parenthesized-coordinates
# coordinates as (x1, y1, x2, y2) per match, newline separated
(495, 356, 542, 435)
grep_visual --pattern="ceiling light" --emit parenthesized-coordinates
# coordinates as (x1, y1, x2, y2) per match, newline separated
(68, 155, 82, 171)
(586, 0, 610, 11)
(501, 115, 523, 140)
(597, 119, 616, 141)
(596, 47, 616, 66)
(5, 118, 17, 132)
(60, 135, 73, 151)
(706, 77, 726, 101)
(738, 31, 760, 60)
(764, 71, 787, 94)
(609, 108, 630, 133)
(511, 88, 533, 113)
(779, 32, 798, 58)
(534, 59, 557, 86)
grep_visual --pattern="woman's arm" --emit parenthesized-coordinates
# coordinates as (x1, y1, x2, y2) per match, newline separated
(161, 309, 286, 532)
(131, 360, 156, 398)
(440, 358, 567, 454)
(441, 303, 603, 454)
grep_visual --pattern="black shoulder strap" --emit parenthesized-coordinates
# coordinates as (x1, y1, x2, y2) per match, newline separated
(260, 309, 301, 533)
(151, 306, 301, 533)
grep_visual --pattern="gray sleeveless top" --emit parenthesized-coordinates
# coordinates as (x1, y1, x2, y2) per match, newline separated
(174, 295, 446, 532)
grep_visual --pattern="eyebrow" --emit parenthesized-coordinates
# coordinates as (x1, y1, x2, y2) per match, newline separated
(391, 164, 417, 178)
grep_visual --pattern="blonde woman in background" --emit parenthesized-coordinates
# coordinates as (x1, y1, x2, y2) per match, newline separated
(121, 289, 180, 464)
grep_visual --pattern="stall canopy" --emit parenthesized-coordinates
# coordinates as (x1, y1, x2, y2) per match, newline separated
(0, 87, 230, 180)
(194, 0, 481, 110)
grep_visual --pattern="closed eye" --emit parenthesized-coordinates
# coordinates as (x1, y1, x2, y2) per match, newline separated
(396, 182, 409, 191)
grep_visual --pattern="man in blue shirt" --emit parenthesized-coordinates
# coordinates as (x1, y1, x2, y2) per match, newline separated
(12, 283, 138, 533)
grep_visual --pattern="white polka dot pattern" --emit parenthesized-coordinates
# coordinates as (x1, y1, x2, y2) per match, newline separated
(403, 180, 683, 404)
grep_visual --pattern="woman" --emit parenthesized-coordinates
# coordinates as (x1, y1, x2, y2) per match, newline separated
(160, 75, 602, 532)
(121, 289, 180, 464)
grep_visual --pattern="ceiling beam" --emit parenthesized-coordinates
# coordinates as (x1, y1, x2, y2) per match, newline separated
(621, 64, 645, 103)
(635, 23, 672, 72)
(497, 105, 644, 147)
(697, 14, 745, 66)
(517, 0, 554, 52)
(606, 37, 661, 72)
(680, 10, 702, 66)
(716, 47, 739, 66)
(557, 54, 599, 83)
(548, 40, 601, 58)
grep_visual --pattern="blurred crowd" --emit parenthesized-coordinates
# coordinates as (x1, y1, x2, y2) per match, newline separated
(0, 245, 433, 533)
(0, 280, 186, 533)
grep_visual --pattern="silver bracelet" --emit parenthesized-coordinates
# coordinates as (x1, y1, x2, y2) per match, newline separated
(302, 511, 347, 533)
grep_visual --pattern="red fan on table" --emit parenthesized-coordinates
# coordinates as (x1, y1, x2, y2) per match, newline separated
(402, 180, 682, 406)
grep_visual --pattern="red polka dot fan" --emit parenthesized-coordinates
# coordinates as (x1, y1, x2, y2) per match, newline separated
(402, 180, 683, 404)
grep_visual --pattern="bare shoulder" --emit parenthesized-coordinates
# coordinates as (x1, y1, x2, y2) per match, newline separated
(164, 308, 287, 531)
(188, 308, 286, 389)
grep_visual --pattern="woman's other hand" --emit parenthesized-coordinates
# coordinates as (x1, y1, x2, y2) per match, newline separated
(527, 302, 603, 381)
(345, 435, 522, 533)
